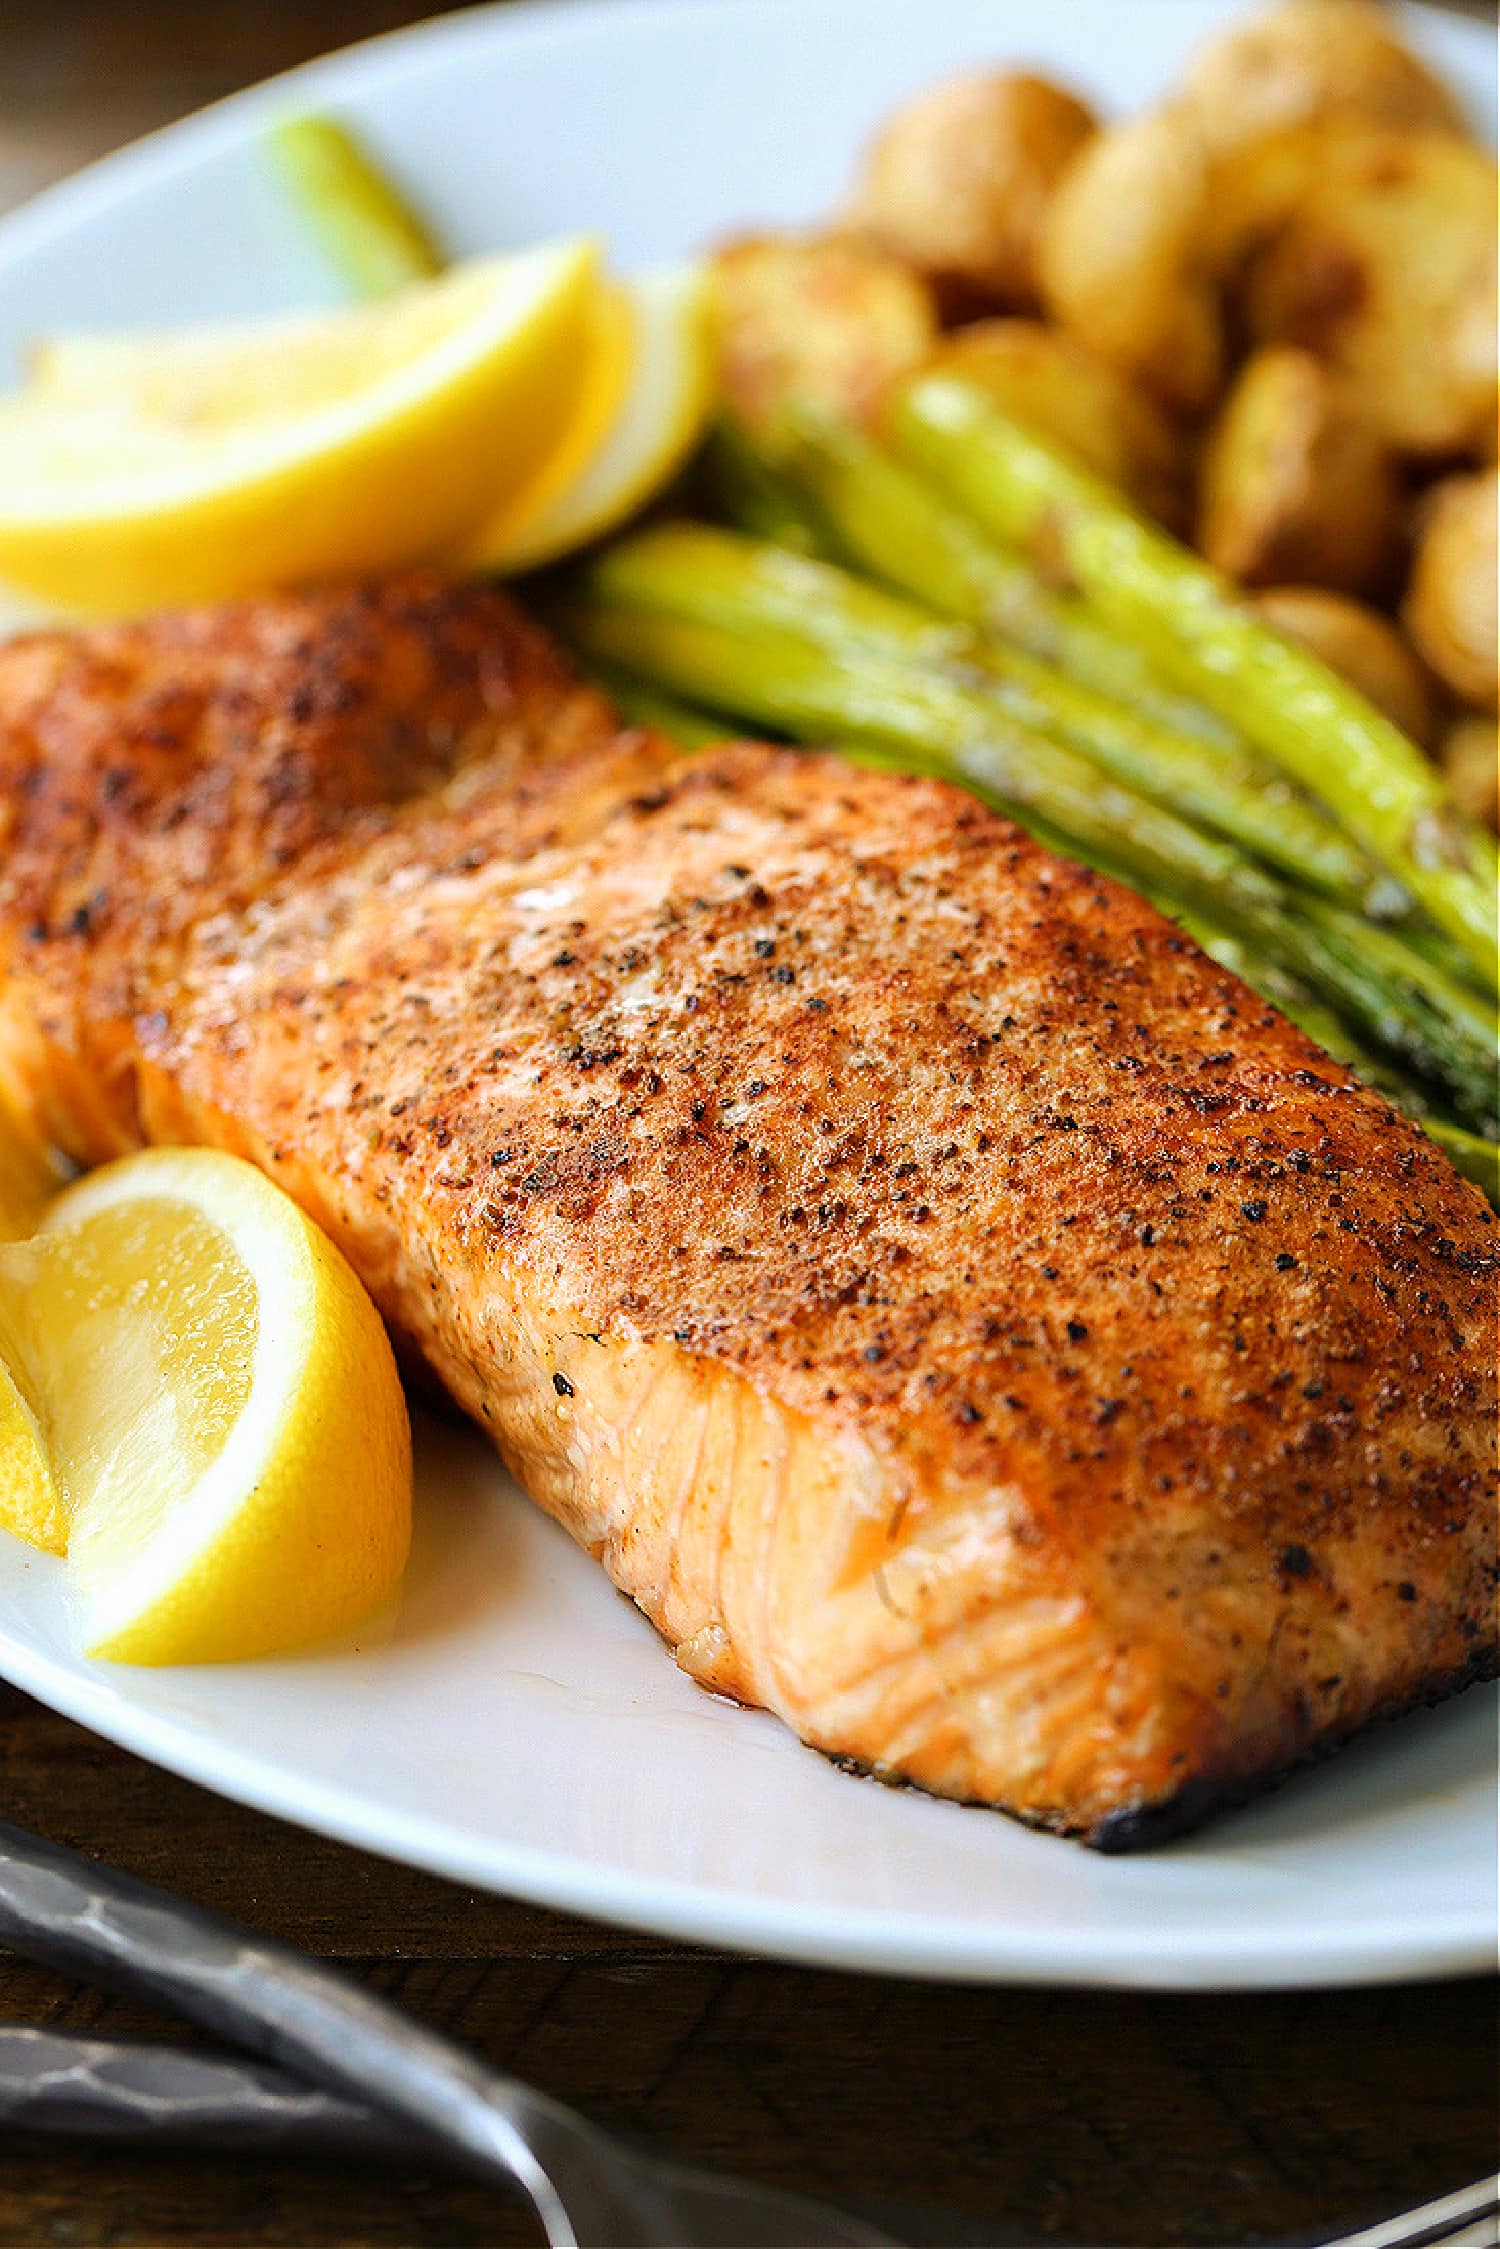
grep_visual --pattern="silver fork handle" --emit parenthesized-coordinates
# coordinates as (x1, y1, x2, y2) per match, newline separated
(0, 1818, 585, 2233)
(0, 2024, 436, 2157)
(0, 1820, 890, 2246)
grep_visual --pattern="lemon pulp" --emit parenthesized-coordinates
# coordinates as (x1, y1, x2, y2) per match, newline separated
(17, 1199, 255, 1581)
(0, 1147, 412, 1664)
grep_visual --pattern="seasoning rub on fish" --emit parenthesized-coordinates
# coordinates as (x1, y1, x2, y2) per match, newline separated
(1, 578, 1494, 1846)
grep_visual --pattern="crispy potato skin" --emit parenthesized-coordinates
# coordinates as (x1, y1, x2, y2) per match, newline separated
(1252, 585, 1437, 748)
(846, 72, 1098, 318)
(1197, 347, 1403, 596)
(1038, 107, 1224, 416)
(1176, 0, 1468, 162)
(1203, 122, 1341, 278)
(710, 232, 937, 437)
(1403, 471, 1499, 713)
(0, 580, 1495, 1845)
(1243, 127, 1498, 457)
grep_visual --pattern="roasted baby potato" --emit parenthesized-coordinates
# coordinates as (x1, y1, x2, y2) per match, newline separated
(1205, 120, 1364, 277)
(1038, 107, 1223, 415)
(1402, 470, 1499, 711)
(710, 233, 938, 439)
(1447, 287, 1500, 466)
(1242, 127, 1498, 457)
(1176, 0, 1467, 162)
(1438, 712, 1499, 832)
(846, 72, 1098, 316)
(1196, 346, 1402, 594)
(929, 318, 1187, 525)
(1253, 585, 1437, 746)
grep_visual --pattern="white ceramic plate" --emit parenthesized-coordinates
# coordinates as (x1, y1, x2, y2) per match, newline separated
(0, 0, 1495, 1989)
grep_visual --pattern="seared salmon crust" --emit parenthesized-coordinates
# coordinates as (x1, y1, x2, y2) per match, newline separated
(1, 577, 1494, 1846)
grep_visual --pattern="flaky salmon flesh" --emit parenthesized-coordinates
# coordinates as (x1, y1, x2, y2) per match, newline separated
(0, 578, 1494, 1847)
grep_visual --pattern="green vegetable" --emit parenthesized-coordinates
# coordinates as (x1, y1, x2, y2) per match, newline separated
(891, 373, 1499, 987)
(1285, 901, 1497, 1132)
(557, 588, 1245, 895)
(1421, 1120, 1500, 1204)
(693, 419, 832, 556)
(268, 116, 445, 296)
(591, 518, 1384, 907)
(1171, 910, 1498, 1206)
(579, 657, 740, 748)
(552, 577, 1495, 1125)
(770, 411, 1245, 750)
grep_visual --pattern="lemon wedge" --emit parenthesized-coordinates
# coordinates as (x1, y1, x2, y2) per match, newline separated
(0, 1146, 411, 1663)
(0, 1315, 62, 1555)
(0, 240, 600, 614)
(460, 262, 714, 574)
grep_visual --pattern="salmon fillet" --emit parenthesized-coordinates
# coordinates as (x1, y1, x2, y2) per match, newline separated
(1, 577, 1494, 1847)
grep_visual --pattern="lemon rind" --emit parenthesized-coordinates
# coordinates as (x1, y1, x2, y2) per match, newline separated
(0, 244, 600, 521)
(458, 276, 639, 571)
(492, 260, 714, 575)
(0, 241, 602, 613)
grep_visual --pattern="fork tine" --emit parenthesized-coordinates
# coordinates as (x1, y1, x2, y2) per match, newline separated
(1322, 2175, 1500, 2249)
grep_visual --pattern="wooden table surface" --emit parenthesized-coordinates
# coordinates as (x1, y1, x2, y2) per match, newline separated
(1, 5, 1496, 2244)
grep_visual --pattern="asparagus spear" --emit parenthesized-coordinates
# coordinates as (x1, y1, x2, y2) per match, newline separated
(1282, 902, 1497, 1132)
(267, 117, 445, 296)
(1173, 913, 1390, 1071)
(773, 416, 1239, 731)
(585, 655, 1499, 1193)
(553, 585, 1495, 1125)
(578, 657, 741, 748)
(890, 373, 1499, 986)
(1421, 1120, 1500, 1204)
(1390, 913, 1495, 1002)
(709, 411, 1251, 754)
(591, 519, 1384, 907)
(840, 737, 1112, 882)
(591, 521, 962, 666)
(558, 587, 1276, 897)
(692, 419, 833, 557)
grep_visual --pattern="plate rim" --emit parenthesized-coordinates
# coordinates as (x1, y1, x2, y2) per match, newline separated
(2, 1603, 1493, 1990)
(0, 0, 1485, 280)
(0, 0, 1494, 1991)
